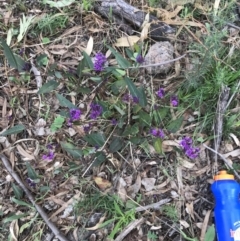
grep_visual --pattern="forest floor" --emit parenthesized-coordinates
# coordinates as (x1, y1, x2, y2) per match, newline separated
(1, 0, 240, 241)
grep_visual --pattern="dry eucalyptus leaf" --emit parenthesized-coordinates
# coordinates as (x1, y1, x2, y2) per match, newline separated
(142, 178, 156, 192)
(117, 177, 127, 202)
(85, 36, 94, 55)
(114, 36, 140, 47)
(94, 176, 112, 191)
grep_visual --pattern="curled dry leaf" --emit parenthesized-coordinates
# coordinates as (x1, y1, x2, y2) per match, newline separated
(34, 118, 46, 136)
(117, 177, 127, 202)
(93, 176, 112, 191)
(114, 36, 140, 47)
(229, 133, 240, 146)
(16, 144, 35, 161)
(141, 178, 156, 192)
(127, 174, 141, 198)
(85, 36, 94, 55)
(9, 220, 19, 241)
(85, 215, 106, 231)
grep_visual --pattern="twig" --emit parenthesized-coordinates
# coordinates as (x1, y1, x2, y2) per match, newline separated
(227, 22, 240, 31)
(114, 217, 144, 241)
(226, 80, 240, 110)
(135, 198, 171, 212)
(203, 144, 240, 180)
(0, 154, 69, 241)
(128, 54, 186, 69)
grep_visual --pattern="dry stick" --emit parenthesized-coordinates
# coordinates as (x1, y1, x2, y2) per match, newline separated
(0, 154, 69, 241)
(114, 217, 144, 241)
(203, 144, 240, 180)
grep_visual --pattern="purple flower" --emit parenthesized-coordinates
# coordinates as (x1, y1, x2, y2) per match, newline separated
(156, 88, 165, 99)
(136, 54, 144, 64)
(111, 119, 118, 125)
(93, 53, 107, 72)
(90, 103, 103, 119)
(185, 147, 200, 159)
(22, 62, 31, 72)
(26, 178, 36, 188)
(180, 136, 200, 159)
(83, 123, 92, 133)
(171, 95, 178, 107)
(70, 108, 81, 121)
(150, 128, 164, 139)
(132, 96, 139, 104)
(180, 136, 193, 151)
(42, 151, 54, 161)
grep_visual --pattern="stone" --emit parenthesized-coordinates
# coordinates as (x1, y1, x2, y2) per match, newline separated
(143, 41, 174, 74)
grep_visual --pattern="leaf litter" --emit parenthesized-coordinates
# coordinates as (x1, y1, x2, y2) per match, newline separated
(0, 0, 240, 241)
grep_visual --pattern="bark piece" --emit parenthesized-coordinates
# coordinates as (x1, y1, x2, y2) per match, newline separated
(94, 0, 175, 40)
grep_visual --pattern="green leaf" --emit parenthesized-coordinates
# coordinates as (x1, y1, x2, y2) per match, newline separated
(60, 142, 82, 159)
(42, 37, 50, 44)
(93, 151, 107, 166)
(153, 108, 169, 125)
(12, 183, 23, 199)
(114, 105, 125, 116)
(11, 197, 34, 209)
(125, 77, 145, 106)
(107, 46, 131, 68)
(36, 54, 48, 67)
(76, 58, 86, 79)
(109, 137, 123, 153)
(43, 0, 75, 8)
(26, 162, 38, 180)
(114, 201, 124, 216)
(138, 86, 147, 107)
(38, 80, 59, 94)
(82, 51, 93, 69)
(3, 214, 29, 223)
(122, 123, 139, 136)
(204, 225, 215, 241)
(17, 14, 35, 43)
(0, 38, 25, 71)
(139, 110, 151, 127)
(0, 124, 25, 136)
(153, 138, 163, 154)
(50, 115, 65, 132)
(167, 116, 184, 133)
(84, 133, 106, 147)
(55, 93, 76, 108)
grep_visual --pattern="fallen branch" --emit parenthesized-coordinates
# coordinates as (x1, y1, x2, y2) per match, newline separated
(0, 154, 69, 241)
(135, 198, 171, 212)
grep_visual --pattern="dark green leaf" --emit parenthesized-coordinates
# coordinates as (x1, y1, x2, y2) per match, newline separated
(11, 197, 34, 209)
(204, 225, 215, 241)
(122, 123, 139, 136)
(138, 86, 147, 107)
(153, 138, 163, 154)
(93, 151, 106, 166)
(50, 115, 65, 132)
(40, 186, 50, 194)
(60, 142, 82, 159)
(3, 214, 29, 223)
(84, 133, 106, 147)
(76, 58, 86, 79)
(167, 116, 184, 133)
(0, 124, 25, 136)
(55, 93, 76, 108)
(26, 162, 38, 180)
(125, 77, 141, 101)
(139, 110, 151, 127)
(38, 80, 59, 94)
(153, 108, 169, 125)
(82, 51, 93, 69)
(12, 183, 23, 199)
(36, 54, 48, 67)
(0, 38, 25, 71)
(129, 137, 141, 144)
(107, 46, 131, 68)
(109, 137, 123, 153)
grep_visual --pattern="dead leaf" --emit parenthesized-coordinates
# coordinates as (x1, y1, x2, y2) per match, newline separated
(85, 36, 93, 55)
(140, 22, 151, 42)
(34, 118, 46, 136)
(142, 178, 156, 192)
(223, 149, 240, 158)
(16, 144, 35, 161)
(9, 220, 19, 241)
(229, 133, 240, 146)
(94, 176, 112, 191)
(164, 19, 204, 28)
(200, 210, 211, 241)
(117, 177, 127, 202)
(127, 174, 141, 198)
(182, 159, 195, 169)
(180, 220, 190, 228)
(114, 36, 140, 47)
(86, 214, 106, 230)
(186, 202, 195, 220)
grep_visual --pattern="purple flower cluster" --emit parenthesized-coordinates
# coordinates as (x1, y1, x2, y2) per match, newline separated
(67, 108, 81, 126)
(93, 53, 107, 72)
(90, 103, 103, 119)
(42, 143, 56, 161)
(156, 88, 165, 99)
(136, 54, 144, 64)
(170, 95, 178, 107)
(26, 177, 36, 188)
(150, 128, 165, 139)
(180, 136, 200, 159)
(122, 94, 139, 104)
